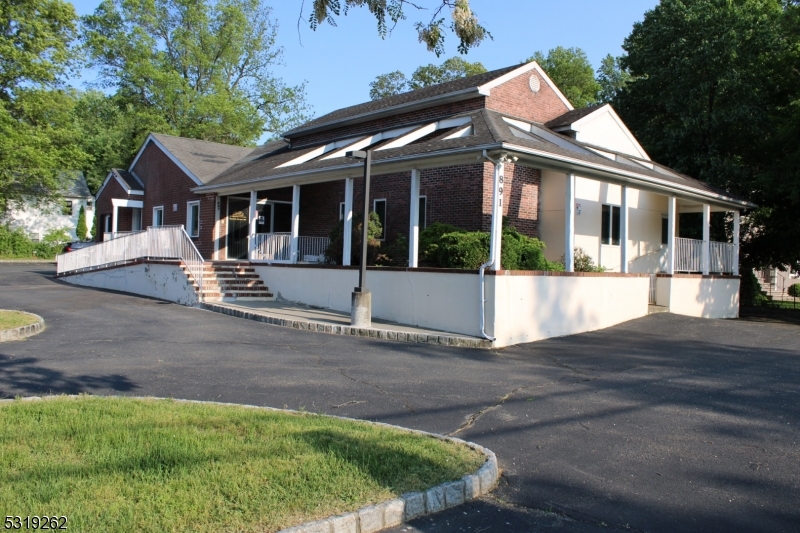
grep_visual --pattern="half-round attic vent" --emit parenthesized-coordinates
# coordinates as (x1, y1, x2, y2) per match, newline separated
(529, 74, 541, 93)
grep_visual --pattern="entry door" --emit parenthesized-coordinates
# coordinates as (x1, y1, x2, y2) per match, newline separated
(227, 198, 250, 260)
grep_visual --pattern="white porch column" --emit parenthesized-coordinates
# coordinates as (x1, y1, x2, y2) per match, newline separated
(702, 203, 711, 275)
(564, 173, 576, 272)
(620, 185, 629, 273)
(112, 204, 119, 234)
(248, 190, 257, 261)
(408, 169, 421, 268)
(733, 210, 740, 276)
(290, 184, 300, 263)
(342, 178, 354, 266)
(667, 196, 676, 274)
(489, 158, 505, 270)
(212, 195, 220, 260)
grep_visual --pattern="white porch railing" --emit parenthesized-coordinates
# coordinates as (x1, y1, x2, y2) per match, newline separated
(252, 233, 291, 262)
(675, 237, 703, 272)
(299, 236, 330, 263)
(57, 225, 204, 295)
(675, 237, 736, 273)
(251, 233, 330, 263)
(709, 241, 736, 274)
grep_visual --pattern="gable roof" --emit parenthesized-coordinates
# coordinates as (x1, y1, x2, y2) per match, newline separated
(283, 61, 573, 139)
(95, 168, 145, 200)
(128, 133, 256, 186)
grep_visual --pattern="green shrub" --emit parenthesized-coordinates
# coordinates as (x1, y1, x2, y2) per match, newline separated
(558, 247, 605, 272)
(324, 212, 382, 265)
(90, 211, 97, 240)
(76, 205, 88, 241)
(0, 225, 69, 259)
(418, 222, 561, 270)
(788, 283, 800, 298)
(739, 269, 768, 306)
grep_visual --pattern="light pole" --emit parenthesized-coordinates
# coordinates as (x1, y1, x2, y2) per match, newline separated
(345, 149, 372, 327)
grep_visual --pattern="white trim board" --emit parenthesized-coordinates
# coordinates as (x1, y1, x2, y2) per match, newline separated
(111, 198, 144, 208)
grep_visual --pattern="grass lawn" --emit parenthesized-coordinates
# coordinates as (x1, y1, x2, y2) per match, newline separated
(0, 310, 39, 330)
(0, 396, 484, 533)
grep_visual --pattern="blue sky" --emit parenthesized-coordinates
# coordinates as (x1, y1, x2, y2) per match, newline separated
(69, 0, 658, 121)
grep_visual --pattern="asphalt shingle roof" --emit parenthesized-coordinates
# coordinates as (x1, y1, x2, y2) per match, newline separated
(61, 171, 92, 198)
(282, 64, 522, 137)
(110, 169, 142, 192)
(545, 105, 606, 129)
(151, 133, 255, 184)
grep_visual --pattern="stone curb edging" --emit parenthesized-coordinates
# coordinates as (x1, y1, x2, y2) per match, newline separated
(2, 395, 500, 533)
(0, 310, 45, 342)
(199, 302, 493, 349)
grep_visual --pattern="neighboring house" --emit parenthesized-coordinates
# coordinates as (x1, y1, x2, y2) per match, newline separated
(75, 61, 755, 347)
(756, 267, 800, 300)
(3, 172, 94, 241)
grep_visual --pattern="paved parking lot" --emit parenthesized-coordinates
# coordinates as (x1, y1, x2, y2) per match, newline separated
(2, 263, 798, 532)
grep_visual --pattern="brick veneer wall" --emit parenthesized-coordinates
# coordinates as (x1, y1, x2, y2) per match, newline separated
(299, 181, 345, 237)
(289, 98, 486, 148)
(95, 175, 137, 242)
(485, 71, 571, 124)
(130, 142, 217, 259)
(479, 162, 540, 237)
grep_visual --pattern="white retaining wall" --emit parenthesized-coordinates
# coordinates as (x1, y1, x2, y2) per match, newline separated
(488, 274, 650, 347)
(61, 263, 198, 306)
(254, 266, 481, 337)
(658, 276, 740, 319)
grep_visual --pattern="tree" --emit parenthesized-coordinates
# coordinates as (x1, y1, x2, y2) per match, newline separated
(307, 0, 490, 56)
(528, 47, 600, 108)
(82, 0, 310, 144)
(76, 204, 87, 240)
(90, 210, 97, 241)
(0, 0, 86, 213)
(596, 54, 631, 103)
(614, 0, 799, 270)
(369, 56, 486, 99)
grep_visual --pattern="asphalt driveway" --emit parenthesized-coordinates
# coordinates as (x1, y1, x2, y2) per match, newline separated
(1, 263, 798, 533)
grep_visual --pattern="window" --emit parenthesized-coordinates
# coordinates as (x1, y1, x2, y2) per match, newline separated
(661, 215, 669, 245)
(153, 206, 164, 227)
(103, 214, 111, 233)
(339, 202, 345, 220)
(132, 208, 142, 231)
(601, 204, 621, 245)
(418, 196, 427, 229)
(186, 201, 200, 237)
(373, 199, 387, 240)
(62, 200, 73, 216)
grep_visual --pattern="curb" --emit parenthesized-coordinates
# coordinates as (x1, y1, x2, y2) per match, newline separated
(0, 311, 45, 342)
(199, 302, 493, 349)
(2, 395, 500, 533)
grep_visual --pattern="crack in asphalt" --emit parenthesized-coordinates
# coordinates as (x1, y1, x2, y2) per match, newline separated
(448, 383, 548, 436)
(335, 368, 416, 413)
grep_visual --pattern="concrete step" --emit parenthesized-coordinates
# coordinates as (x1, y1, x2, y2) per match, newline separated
(648, 304, 669, 315)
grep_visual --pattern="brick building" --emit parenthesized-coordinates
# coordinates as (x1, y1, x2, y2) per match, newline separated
(80, 60, 755, 345)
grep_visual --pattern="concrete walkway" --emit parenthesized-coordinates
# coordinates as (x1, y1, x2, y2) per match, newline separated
(200, 300, 491, 348)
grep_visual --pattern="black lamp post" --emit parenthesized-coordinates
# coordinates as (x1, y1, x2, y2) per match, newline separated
(345, 149, 372, 327)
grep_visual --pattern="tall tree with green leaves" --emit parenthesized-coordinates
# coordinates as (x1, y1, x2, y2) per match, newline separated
(596, 54, 631, 103)
(527, 47, 601, 109)
(307, 0, 490, 56)
(369, 56, 487, 100)
(614, 0, 799, 270)
(0, 0, 88, 213)
(82, 0, 310, 145)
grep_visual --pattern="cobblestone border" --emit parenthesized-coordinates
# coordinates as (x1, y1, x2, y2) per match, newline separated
(2, 395, 500, 533)
(200, 302, 492, 349)
(0, 310, 45, 342)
